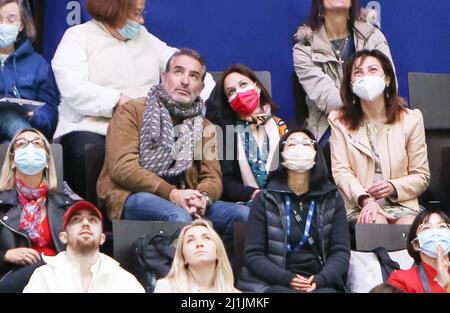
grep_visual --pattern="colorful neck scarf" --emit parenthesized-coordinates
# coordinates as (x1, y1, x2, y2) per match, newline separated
(239, 103, 272, 125)
(139, 85, 204, 178)
(16, 178, 48, 247)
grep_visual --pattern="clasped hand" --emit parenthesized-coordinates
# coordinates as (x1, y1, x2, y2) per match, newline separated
(290, 274, 316, 292)
(366, 180, 396, 200)
(169, 189, 207, 219)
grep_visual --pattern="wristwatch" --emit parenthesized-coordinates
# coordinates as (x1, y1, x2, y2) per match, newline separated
(201, 192, 213, 208)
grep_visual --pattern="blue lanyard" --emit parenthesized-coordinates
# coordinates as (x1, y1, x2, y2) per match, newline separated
(285, 195, 315, 252)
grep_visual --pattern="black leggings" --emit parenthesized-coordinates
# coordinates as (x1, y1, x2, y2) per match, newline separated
(0, 262, 44, 293)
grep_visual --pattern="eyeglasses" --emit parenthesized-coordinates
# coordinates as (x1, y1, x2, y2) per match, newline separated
(282, 138, 316, 147)
(417, 222, 450, 233)
(14, 138, 45, 149)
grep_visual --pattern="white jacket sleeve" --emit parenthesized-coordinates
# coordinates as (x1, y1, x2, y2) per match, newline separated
(51, 26, 120, 118)
(200, 73, 215, 101)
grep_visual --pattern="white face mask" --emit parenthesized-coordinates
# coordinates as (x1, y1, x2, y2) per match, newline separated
(281, 148, 316, 173)
(351, 75, 387, 101)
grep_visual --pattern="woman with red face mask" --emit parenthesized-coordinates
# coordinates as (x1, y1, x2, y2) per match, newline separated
(205, 64, 288, 204)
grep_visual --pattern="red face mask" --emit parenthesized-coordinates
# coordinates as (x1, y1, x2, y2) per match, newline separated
(229, 86, 260, 116)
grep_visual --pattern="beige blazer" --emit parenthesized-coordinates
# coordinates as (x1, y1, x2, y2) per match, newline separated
(328, 109, 430, 213)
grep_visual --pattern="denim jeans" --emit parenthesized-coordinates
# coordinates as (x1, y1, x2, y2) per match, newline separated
(0, 110, 31, 143)
(123, 192, 250, 257)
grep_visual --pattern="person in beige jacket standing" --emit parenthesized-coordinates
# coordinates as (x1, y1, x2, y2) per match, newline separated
(329, 49, 430, 226)
(293, 0, 394, 143)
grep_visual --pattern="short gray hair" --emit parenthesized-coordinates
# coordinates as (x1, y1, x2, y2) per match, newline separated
(165, 49, 207, 81)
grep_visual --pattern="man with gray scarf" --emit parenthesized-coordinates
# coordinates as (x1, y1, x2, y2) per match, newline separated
(97, 49, 249, 253)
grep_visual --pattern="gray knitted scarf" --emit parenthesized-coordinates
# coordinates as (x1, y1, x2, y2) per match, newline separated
(139, 85, 203, 177)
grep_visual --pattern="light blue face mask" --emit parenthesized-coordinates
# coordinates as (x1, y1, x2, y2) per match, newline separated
(117, 19, 141, 40)
(14, 144, 47, 176)
(0, 24, 19, 49)
(417, 228, 450, 259)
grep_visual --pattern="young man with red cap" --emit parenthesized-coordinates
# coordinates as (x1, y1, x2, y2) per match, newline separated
(23, 201, 144, 293)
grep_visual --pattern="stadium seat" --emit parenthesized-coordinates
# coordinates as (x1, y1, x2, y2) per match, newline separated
(355, 224, 411, 252)
(409, 72, 450, 213)
(112, 220, 187, 274)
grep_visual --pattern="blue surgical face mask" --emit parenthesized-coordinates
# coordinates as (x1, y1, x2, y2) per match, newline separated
(0, 24, 19, 49)
(117, 19, 141, 40)
(14, 144, 47, 176)
(417, 228, 450, 259)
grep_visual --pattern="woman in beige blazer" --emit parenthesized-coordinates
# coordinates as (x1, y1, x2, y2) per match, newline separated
(329, 49, 430, 225)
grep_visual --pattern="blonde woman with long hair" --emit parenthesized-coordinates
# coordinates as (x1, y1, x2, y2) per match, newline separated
(0, 128, 74, 292)
(154, 219, 240, 293)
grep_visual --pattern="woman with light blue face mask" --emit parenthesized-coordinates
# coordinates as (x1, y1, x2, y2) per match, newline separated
(0, 0, 60, 144)
(0, 128, 74, 292)
(388, 209, 450, 293)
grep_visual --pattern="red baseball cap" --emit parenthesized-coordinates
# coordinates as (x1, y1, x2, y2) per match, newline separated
(62, 200, 103, 230)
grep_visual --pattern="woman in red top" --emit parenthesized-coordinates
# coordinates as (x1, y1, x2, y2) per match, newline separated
(388, 209, 450, 293)
(0, 128, 74, 292)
